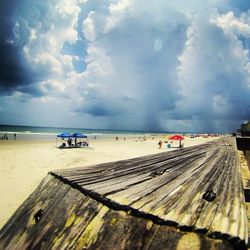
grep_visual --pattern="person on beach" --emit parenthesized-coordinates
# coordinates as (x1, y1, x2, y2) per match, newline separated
(179, 140, 184, 148)
(68, 138, 72, 146)
(14, 133, 16, 140)
(158, 140, 163, 149)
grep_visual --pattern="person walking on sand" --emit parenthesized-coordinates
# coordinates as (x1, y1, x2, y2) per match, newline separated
(158, 140, 163, 149)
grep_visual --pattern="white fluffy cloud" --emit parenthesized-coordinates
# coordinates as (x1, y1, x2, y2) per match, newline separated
(214, 11, 250, 37)
(175, 10, 250, 131)
(16, 0, 84, 96)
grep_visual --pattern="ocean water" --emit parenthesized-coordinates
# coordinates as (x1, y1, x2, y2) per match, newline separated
(0, 124, 164, 140)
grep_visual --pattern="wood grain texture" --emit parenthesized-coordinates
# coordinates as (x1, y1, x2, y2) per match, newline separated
(0, 137, 247, 249)
(0, 176, 237, 250)
(52, 137, 247, 246)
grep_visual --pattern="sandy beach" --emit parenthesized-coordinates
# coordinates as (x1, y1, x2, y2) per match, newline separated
(0, 134, 219, 229)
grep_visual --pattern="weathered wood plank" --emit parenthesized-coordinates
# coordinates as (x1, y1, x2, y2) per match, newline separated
(0, 175, 237, 250)
(51, 137, 248, 246)
(193, 151, 233, 232)
(0, 175, 71, 249)
(73, 146, 215, 196)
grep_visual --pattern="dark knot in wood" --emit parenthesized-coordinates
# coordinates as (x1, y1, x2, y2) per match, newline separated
(202, 190, 217, 202)
(34, 209, 44, 223)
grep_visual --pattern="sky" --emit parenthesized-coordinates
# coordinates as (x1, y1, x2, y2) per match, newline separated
(0, 0, 250, 133)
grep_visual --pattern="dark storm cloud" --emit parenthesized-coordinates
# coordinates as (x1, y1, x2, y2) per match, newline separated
(79, 105, 118, 117)
(0, 0, 35, 94)
(0, 42, 33, 92)
(78, 2, 187, 131)
(0, 0, 77, 97)
(76, 96, 126, 117)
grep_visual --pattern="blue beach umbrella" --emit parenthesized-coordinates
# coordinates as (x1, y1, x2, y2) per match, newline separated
(57, 132, 71, 138)
(71, 132, 87, 138)
(56, 132, 72, 148)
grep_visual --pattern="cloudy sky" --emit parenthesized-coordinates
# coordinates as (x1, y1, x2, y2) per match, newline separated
(0, 0, 250, 133)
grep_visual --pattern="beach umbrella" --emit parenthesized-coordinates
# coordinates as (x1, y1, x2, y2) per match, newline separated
(168, 134, 185, 141)
(71, 132, 87, 138)
(168, 134, 185, 148)
(56, 132, 71, 148)
(57, 132, 71, 138)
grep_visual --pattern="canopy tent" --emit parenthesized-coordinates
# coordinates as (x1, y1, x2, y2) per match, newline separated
(71, 132, 88, 147)
(56, 132, 88, 148)
(71, 132, 87, 138)
(57, 132, 71, 138)
(56, 132, 71, 148)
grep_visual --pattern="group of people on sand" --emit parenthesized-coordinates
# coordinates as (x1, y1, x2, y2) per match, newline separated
(59, 137, 89, 149)
(158, 140, 184, 149)
(116, 136, 126, 141)
(1, 133, 9, 140)
(1, 133, 17, 140)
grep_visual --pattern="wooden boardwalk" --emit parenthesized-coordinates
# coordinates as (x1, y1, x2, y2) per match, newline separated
(0, 137, 247, 249)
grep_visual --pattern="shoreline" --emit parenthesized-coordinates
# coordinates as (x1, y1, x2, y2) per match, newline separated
(0, 131, 165, 141)
(0, 135, 219, 229)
